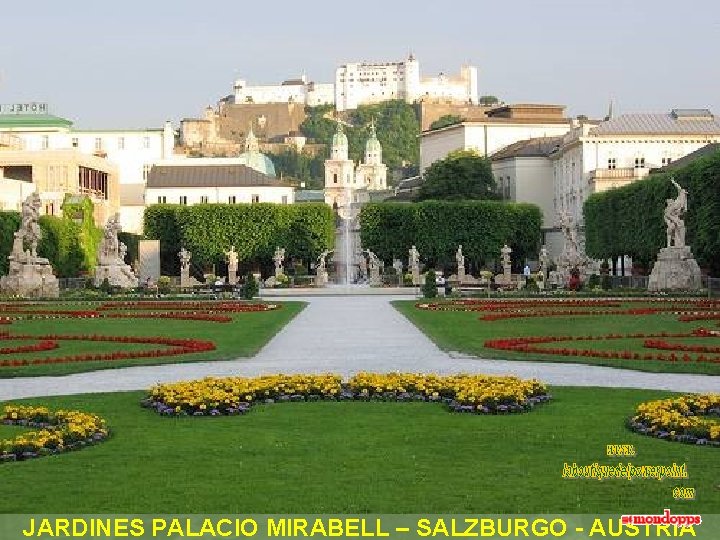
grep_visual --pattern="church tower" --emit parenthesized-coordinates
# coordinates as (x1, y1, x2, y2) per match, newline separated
(355, 120, 388, 191)
(324, 122, 356, 208)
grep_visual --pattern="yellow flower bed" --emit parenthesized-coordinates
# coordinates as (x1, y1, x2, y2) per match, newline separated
(629, 394, 720, 446)
(1, 405, 109, 463)
(144, 372, 550, 416)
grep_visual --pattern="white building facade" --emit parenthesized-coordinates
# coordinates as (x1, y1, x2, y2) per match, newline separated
(335, 55, 478, 112)
(420, 105, 572, 172)
(551, 109, 720, 227)
(233, 76, 334, 107)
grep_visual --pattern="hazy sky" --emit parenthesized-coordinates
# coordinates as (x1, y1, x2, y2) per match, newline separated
(1, 0, 718, 129)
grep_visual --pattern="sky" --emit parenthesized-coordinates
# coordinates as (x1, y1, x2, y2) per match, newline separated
(1, 0, 718, 129)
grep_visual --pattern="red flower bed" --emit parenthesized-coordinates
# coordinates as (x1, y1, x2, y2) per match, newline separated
(0, 332, 215, 368)
(484, 329, 720, 364)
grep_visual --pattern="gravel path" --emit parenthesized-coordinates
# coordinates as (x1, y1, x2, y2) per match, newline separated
(1, 296, 717, 401)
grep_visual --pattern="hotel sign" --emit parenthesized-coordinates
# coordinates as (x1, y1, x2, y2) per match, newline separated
(0, 102, 49, 115)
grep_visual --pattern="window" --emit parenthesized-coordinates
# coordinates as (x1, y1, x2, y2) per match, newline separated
(607, 158, 616, 169)
(41, 135, 49, 150)
(118, 137, 125, 150)
(179, 196, 187, 205)
(45, 203, 54, 216)
(228, 196, 236, 204)
(143, 136, 150, 149)
(94, 137, 103, 152)
(143, 164, 151, 181)
(157, 196, 167, 204)
(281, 195, 288, 205)
(634, 157, 645, 168)
(333, 173, 338, 184)
(662, 157, 672, 166)
(200, 195, 209, 204)
(251, 194, 260, 204)
(71, 137, 79, 148)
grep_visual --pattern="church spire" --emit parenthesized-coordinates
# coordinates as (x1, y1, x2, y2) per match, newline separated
(364, 118, 382, 165)
(245, 123, 259, 153)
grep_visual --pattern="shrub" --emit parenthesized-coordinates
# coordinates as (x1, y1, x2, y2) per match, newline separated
(241, 273, 259, 299)
(422, 270, 438, 298)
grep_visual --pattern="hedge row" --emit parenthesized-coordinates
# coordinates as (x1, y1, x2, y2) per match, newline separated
(359, 201, 542, 270)
(143, 203, 335, 275)
(583, 149, 720, 274)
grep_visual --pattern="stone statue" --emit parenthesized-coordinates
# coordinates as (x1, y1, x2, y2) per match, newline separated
(315, 250, 329, 287)
(393, 258, 403, 286)
(273, 247, 285, 277)
(367, 250, 382, 287)
(539, 245, 550, 274)
(0, 193, 59, 298)
(500, 244, 512, 268)
(409, 245, 421, 285)
(94, 213, 138, 289)
(357, 252, 368, 281)
(557, 211, 588, 280)
(495, 244, 513, 287)
(225, 245, 239, 285)
(178, 247, 192, 271)
(456, 245, 466, 283)
(648, 178, 701, 291)
(664, 177, 687, 248)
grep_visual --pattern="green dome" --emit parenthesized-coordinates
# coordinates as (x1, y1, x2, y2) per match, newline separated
(332, 123, 348, 148)
(238, 151, 276, 177)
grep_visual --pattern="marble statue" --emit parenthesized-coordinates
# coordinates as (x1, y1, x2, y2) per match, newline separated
(315, 250, 329, 287)
(0, 193, 59, 298)
(409, 245, 421, 286)
(178, 247, 200, 288)
(557, 211, 589, 281)
(494, 244, 514, 287)
(367, 250, 382, 287)
(539, 245, 550, 275)
(393, 258, 404, 286)
(94, 213, 138, 289)
(273, 246, 285, 277)
(225, 245, 239, 285)
(357, 252, 368, 282)
(648, 177, 701, 291)
(456, 245, 466, 283)
(664, 177, 687, 248)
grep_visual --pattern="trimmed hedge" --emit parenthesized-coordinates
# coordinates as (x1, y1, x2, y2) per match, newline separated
(359, 201, 542, 270)
(143, 203, 335, 275)
(583, 149, 720, 274)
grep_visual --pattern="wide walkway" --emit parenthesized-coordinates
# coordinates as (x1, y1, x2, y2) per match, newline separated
(1, 296, 718, 400)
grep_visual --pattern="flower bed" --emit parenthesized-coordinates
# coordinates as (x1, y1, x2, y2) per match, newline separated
(628, 394, 720, 446)
(142, 373, 550, 416)
(484, 329, 720, 364)
(0, 332, 215, 368)
(1, 405, 109, 463)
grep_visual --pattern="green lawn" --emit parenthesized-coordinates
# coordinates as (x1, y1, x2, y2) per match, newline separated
(1, 388, 717, 513)
(0, 301, 304, 378)
(394, 301, 720, 375)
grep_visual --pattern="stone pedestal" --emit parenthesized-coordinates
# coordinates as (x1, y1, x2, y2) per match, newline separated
(180, 269, 202, 288)
(648, 246, 702, 292)
(0, 256, 59, 298)
(314, 270, 328, 287)
(94, 263, 139, 289)
(411, 268, 421, 286)
(228, 269, 238, 286)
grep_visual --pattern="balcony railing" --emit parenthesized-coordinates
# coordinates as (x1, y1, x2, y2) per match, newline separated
(590, 167, 650, 181)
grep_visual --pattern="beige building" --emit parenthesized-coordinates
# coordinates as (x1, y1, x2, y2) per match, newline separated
(0, 149, 118, 225)
(420, 104, 572, 172)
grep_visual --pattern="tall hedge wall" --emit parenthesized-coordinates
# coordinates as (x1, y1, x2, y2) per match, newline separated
(583, 149, 720, 274)
(0, 211, 96, 278)
(359, 201, 542, 271)
(143, 203, 335, 275)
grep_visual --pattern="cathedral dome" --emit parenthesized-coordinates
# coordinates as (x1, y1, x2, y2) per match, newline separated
(238, 125, 276, 177)
(332, 123, 348, 148)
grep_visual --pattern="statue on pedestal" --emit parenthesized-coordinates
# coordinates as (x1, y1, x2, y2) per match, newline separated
(0, 193, 59, 298)
(367, 250, 383, 287)
(94, 213, 138, 289)
(409, 245, 421, 285)
(648, 177, 701, 291)
(315, 250, 330, 287)
(225, 245, 239, 285)
(456, 245, 466, 283)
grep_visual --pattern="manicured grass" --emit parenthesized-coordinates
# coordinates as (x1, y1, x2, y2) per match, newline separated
(0, 301, 304, 378)
(394, 301, 720, 375)
(1, 387, 718, 513)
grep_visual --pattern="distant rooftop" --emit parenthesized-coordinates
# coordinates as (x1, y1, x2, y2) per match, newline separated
(590, 110, 720, 136)
(491, 136, 564, 161)
(147, 164, 289, 189)
(0, 114, 73, 129)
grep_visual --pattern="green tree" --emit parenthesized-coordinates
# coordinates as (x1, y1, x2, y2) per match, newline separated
(417, 150, 498, 201)
(479, 95, 500, 107)
(429, 114, 463, 130)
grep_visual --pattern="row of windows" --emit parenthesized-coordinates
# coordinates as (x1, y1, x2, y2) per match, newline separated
(606, 156, 671, 169)
(159, 195, 288, 205)
(590, 139, 715, 144)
